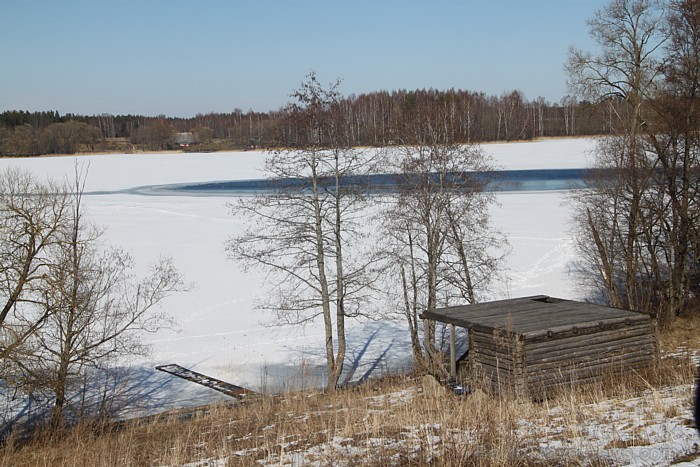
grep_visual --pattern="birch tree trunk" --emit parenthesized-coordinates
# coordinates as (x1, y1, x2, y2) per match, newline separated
(228, 73, 378, 391)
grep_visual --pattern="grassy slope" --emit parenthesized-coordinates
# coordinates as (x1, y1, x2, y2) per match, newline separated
(1, 316, 699, 466)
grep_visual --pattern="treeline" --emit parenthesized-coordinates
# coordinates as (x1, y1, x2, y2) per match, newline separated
(0, 89, 621, 156)
(0, 118, 102, 156)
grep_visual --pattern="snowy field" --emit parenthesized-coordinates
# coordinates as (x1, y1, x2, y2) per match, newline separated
(0, 138, 596, 408)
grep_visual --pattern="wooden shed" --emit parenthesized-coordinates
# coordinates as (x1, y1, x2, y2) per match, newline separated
(421, 295, 658, 398)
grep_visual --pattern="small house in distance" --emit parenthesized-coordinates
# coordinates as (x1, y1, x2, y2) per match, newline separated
(421, 295, 658, 398)
(175, 132, 195, 148)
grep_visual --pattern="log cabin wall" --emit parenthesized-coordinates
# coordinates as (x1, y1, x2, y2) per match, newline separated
(424, 295, 659, 399)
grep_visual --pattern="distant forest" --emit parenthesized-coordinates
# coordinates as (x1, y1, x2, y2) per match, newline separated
(0, 88, 618, 156)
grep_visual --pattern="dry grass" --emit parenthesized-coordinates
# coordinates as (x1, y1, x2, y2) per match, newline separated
(0, 326, 697, 466)
(0, 381, 549, 466)
(659, 312, 700, 357)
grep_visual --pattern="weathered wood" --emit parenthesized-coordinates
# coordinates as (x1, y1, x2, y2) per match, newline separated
(472, 349, 515, 363)
(527, 358, 656, 383)
(526, 335, 653, 361)
(526, 352, 656, 380)
(471, 353, 518, 370)
(525, 329, 655, 361)
(525, 316, 649, 340)
(471, 338, 518, 356)
(528, 370, 655, 397)
(429, 295, 657, 399)
(449, 323, 456, 379)
(528, 360, 654, 387)
(528, 339, 656, 364)
(422, 295, 648, 337)
(471, 346, 517, 360)
(527, 364, 653, 394)
(467, 327, 476, 378)
(529, 344, 656, 366)
(526, 323, 653, 353)
(472, 357, 519, 371)
(513, 335, 526, 398)
(156, 364, 257, 399)
(526, 342, 656, 369)
(503, 305, 604, 328)
(472, 330, 518, 345)
(473, 364, 517, 387)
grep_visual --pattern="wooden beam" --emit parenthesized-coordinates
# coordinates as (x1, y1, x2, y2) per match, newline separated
(450, 323, 457, 379)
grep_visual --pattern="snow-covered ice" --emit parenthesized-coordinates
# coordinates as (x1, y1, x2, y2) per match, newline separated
(0, 138, 595, 408)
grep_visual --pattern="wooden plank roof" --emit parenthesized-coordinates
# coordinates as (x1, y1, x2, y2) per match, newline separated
(421, 295, 652, 338)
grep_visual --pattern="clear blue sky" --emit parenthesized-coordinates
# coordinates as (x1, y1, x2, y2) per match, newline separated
(0, 0, 608, 117)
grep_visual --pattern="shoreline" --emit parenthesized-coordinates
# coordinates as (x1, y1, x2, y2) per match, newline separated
(2, 135, 600, 159)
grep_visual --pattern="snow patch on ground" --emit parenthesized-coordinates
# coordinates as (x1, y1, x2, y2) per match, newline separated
(196, 383, 699, 466)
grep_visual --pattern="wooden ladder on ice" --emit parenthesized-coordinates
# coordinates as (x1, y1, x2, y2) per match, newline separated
(156, 364, 257, 400)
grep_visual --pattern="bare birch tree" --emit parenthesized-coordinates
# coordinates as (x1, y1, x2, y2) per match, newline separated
(0, 168, 69, 367)
(227, 74, 379, 391)
(5, 166, 186, 428)
(643, 0, 700, 323)
(381, 126, 507, 371)
(568, 0, 700, 326)
(566, 0, 668, 312)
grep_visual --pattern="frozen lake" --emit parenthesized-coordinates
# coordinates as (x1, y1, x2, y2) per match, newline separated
(0, 137, 596, 413)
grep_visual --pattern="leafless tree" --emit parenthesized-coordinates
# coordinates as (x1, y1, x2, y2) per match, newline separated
(568, 0, 700, 326)
(4, 124, 41, 156)
(4, 166, 186, 428)
(39, 121, 102, 154)
(0, 168, 70, 367)
(227, 74, 380, 391)
(566, 0, 667, 106)
(381, 125, 508, 371)
(130, 119, 176, 150)
(561, 95, 578, 136)
(643, 0, 700, 323)
(566, 0, 668, 312)
(2, 87, 653, 151)
(569, 136, 658, 310)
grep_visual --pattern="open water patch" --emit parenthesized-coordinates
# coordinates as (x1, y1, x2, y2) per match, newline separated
(165, 169, 589, 195)
(86, 169, 591, 197)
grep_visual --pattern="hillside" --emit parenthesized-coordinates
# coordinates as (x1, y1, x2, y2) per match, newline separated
(2, 315, 698, 465)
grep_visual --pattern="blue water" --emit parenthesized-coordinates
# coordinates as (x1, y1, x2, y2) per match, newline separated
(168, 169, 589, 195)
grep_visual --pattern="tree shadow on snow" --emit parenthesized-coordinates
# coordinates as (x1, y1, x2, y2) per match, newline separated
(262, 320, 413, 393)
(0, 363, 230, 440)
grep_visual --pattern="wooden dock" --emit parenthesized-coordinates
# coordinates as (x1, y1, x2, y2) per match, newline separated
(156, 364, 257, 400)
